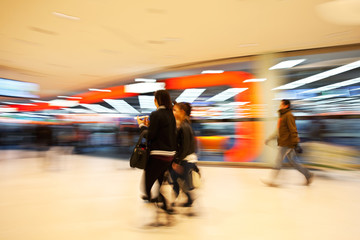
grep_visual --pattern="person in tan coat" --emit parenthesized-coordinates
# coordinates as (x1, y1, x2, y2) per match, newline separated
(263, 99, 313, 186)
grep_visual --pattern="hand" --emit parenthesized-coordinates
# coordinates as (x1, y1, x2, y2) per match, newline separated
(137, 116, 149, 127)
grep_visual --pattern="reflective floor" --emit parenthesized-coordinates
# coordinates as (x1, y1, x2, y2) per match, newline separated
(0, 150, 360, 240)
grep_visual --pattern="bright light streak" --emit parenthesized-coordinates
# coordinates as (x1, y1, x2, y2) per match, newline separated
(272, 60, 360, 90)
(124, 82, 165, 93)
(175, 89, 206, 103)
(269, 59, 306, 70)
(103, 99, 139, 114)
(206, 88, 248, 102)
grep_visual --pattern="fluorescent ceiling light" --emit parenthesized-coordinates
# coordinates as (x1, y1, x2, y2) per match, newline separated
(52, 12, 80, 20)
(302, 94, 344, 101)
(243, 78, 267, 83)
(49, 100, 79, 107)
(103, 99, 139, 114)
(223, 102, 250, 106)
(269, 59, 306, 70)
(301, 77, 360, 94)
(57, 96, 83, 100)
(2, 102, 36, 106)
(30, 100, 48, 103)
(273, 60, 360, 90)
(0, 107, 17, 112)
(81, 104, 117, 113)
(89, 88, 112, 92)
(124, 82, 165, 93)
(135, 78, 157, 83)
(311, 98, 353, 105)
(201, 70, 224, 74)
(206, 88, 248, 102)
(138, 96, 156, 109)
(350, 87, 360, 91)
(175, 89, 206, 103)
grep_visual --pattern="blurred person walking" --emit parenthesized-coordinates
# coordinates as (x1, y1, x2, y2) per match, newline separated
(170, 102, 200, 208)
(137, 90, 177, 213)
(263, 99, 313, 186)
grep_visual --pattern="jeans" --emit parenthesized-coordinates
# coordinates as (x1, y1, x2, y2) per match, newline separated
(274, 146, 311, 180)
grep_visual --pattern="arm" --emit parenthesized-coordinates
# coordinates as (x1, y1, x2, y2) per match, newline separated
(146, 112, 159, 143)
(176, 125, 192, 163)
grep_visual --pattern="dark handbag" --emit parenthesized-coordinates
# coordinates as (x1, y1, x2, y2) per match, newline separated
(130, 130, 148, 169)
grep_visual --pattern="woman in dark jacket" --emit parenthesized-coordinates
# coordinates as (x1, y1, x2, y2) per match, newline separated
(137, 90, 177, 212)
(170, 102, 199, 207)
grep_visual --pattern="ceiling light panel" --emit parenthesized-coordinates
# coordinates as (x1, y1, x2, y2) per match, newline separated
(269, 59, 306, 70)
(135, 78, 157, 82)
(138, 96, 156, 109)
(207, 88, 248, 102)
(49, 100, 79, 107)
(302, 94, 344, 101)
(301, 77, 360, 94)
(243, 78, 267, 83)
(103, 99, 139, 114)
(81, 104, 117, 113)
(201, 70, 224, 74)
(89, 88, 112, 92)
(273, 60, 360, 90)
(124, 82, 165, 93)
(175, 89, 206, 103)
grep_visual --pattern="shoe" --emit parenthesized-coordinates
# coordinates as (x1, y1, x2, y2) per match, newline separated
(260, 178, 278, 187)
(306, 173, 314, 186)
(141, 195, 157, 202)
(181, 201, 193, 208)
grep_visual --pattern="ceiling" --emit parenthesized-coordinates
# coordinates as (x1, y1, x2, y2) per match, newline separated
(1, 0, 360, 99)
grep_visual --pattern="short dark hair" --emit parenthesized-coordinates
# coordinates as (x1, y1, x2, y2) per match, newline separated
(174, 102, 192, 117)
(282, 99, 291, 108)
(154, 90, 172, 110)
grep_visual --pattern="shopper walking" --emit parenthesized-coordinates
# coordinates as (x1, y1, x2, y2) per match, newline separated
(263, 99, 313, 186)
(170, 102, 199, 207)
(137, 90, 177, 213)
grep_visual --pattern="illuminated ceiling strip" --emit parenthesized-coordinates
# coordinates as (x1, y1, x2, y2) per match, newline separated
(135, 78, 157, 83)
(243, 78, 267, 83)
(175, 89, 206, 103)
(103, 99, 139, 114)
(58, 96, 83, 100)
(306, 98, 354, 105)
(89, 88, 112, 92)
(48, 100, 79, 107)
(124, 82, 165, 93)
(269, 59, 306, 70)
(201, 70, 224, 74)
(272, 60, 360, 90)
(3, 102, 36, 106)
(138, 96, 156, 109)
(301, 77, 360, 94)
(302, 94, 344, 101)
(206, 88, 248, 102)
(81, 104, 117, 113)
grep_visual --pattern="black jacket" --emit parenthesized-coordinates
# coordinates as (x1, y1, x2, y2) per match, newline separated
(174, 120, 197, 164)
(141, 107, 177, 154)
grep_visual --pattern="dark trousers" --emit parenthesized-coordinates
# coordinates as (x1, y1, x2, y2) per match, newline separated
(145, 155, 173, 200)
(169, 161, 197, 203)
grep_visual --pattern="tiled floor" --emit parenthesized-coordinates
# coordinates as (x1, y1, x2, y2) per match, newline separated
(0, 150, 359, 240)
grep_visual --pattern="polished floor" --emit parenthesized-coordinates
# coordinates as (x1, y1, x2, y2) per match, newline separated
(0, 149, 360, 240)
